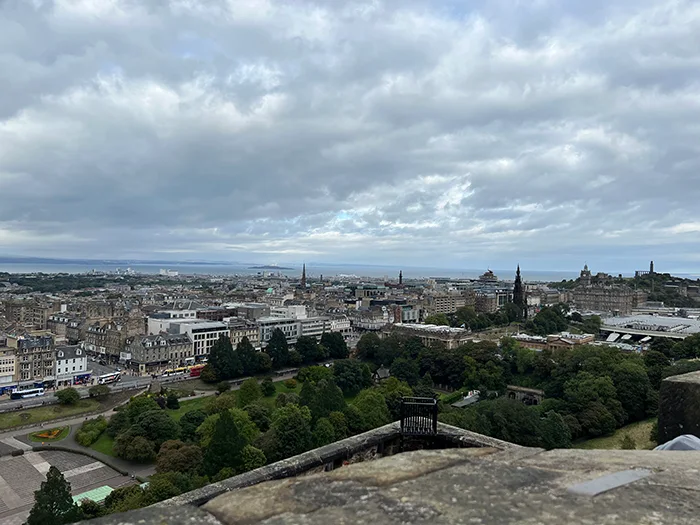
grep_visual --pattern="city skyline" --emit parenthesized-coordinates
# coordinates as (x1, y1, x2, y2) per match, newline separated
(2, 1, 699, 270)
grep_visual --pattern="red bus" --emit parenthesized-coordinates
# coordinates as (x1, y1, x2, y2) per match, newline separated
(189, 364, 205, 377)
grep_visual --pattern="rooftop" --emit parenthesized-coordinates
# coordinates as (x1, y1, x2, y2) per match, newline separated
(392, 323, 470, 335)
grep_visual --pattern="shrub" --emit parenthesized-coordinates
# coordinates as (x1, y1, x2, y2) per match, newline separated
(217, 381, 231, 393)
(166, 393, 180, 410)
(283, 378, 297, 390)
(261, 377, 275, 397)
(75, 416, 108, 446)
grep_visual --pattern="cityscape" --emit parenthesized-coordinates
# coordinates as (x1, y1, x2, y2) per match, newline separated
(2, 0, 700, 524)
(1, 259, 700, 523)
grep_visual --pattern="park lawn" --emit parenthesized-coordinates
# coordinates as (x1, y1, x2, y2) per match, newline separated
(0, 399, 101, 430)
(28, 426, 70, 442)
(90, 432, 116, 457)
(167, 396, 212, 422)
(574, 419, 656, 450)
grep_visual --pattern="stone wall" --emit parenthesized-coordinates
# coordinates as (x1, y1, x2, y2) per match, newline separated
(658, 370, 700, 443)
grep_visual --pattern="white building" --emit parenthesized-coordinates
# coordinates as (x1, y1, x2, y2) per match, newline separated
(147, 309, 198, 335)
(0, 349, 16, 389)
(299, 317, 329, 339)
(270, 305, 308, 319)
(169, 321, 229, 360)
(55, 345, 90, 386)
(328, 316, 352, 338)
(259, 317, 301, 346)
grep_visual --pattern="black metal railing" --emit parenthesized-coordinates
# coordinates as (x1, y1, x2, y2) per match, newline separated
(400, 396, 438, 436)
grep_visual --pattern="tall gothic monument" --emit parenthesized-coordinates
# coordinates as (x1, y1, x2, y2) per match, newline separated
(513, 265, 527, 319)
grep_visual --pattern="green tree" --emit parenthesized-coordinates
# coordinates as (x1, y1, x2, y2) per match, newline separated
(328, 411, 348, 440)
(261, 376, 276, 396)
(55, 388, 80, 405)
(206, 391, 238, 414)
(644, 350, 671, 389)
(237, 336, 258, 375)
(155, 440, 203, 475)
(620, 434, 636, 450)
(200, 364, 218, 383)
(104, 485, 145, 514)
(390, 357, 420, 386)
(275, 392, 300, 408)
(77, 499, 104, 520)
(333, 359, 372, 396)
(296, 336, 321, 363)
(166, 393, 180, 410)
(27, 466, 82, 525)
(203, 409, 247, 476)
(256, 351, 273, 373)
(266, 329, 289, 367)
(299, 379, 346, 422)
(297, 365, 333, 384)
(343, 404, 365, 434)
(353, 390, 391, 431)
(356, 332, 381, 360)
(376, 377, 413, 420)
(88, 384, 110, 399)
(179, 409, 207, 442)
(132, 409, 180, 448)
(611, 361, 652, 422)
(196, 409, 259, 448)
(313, 417, 336, 447)
(245, 402, 272, 432)
(266, 404, 313, 462)
(238, 378, 263, 408)
(538, 411, 572, 449)
(288, 349, 302, 366)
(209, 336, 243, 380)
(217, 381, 231, 393)
(321, 332, 349, 359)
(424, 313, 450, 326)
(114, 434, 156, 462)
(240, 445, 267, 472)
(412, 372, 436, 398)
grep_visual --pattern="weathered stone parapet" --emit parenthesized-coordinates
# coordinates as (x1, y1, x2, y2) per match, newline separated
(658, 370, 700, 443)
(156, 421, 514, 508)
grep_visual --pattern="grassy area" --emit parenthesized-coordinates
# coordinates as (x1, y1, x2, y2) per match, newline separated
(0, 399, 101, 430)
(90, 432, 116, 457)
(28, 426, 70, 442)
(574, 419, 656, 450)
(167, 396, 212, 422)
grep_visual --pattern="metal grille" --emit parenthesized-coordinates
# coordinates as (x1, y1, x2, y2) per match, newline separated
(400, 397, 438, 436)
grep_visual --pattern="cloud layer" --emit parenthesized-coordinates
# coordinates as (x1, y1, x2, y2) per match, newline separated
(1, 0, 699, 272)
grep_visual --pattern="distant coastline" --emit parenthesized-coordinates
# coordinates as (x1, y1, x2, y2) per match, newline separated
(248, 265, 294, 270)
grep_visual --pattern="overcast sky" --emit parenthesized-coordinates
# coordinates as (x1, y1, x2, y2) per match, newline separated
(1, 0, 699, 273)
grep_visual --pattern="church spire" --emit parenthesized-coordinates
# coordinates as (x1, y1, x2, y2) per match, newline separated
(513, 264, 526, 320)
(301, 263, 306, 288)
(399, 270, 403, 285)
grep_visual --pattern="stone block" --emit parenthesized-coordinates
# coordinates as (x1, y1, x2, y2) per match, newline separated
(658, 370, 700, 443)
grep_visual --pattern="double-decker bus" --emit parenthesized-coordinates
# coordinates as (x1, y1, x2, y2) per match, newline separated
(98, 372, 121, 385)
(189, 364, 205, 377)
(10, 387, 45, 400)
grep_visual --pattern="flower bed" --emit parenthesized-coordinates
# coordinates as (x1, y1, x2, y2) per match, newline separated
(29, 426, 70, 442)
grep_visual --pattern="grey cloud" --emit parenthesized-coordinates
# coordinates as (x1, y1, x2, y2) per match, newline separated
(1, 0, 699, 272)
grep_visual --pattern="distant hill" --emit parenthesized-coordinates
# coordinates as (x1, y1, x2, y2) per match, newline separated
(249, 265, 294, 270)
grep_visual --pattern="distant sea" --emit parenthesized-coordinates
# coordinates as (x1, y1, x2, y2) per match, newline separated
(0, 259, 583, 282)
